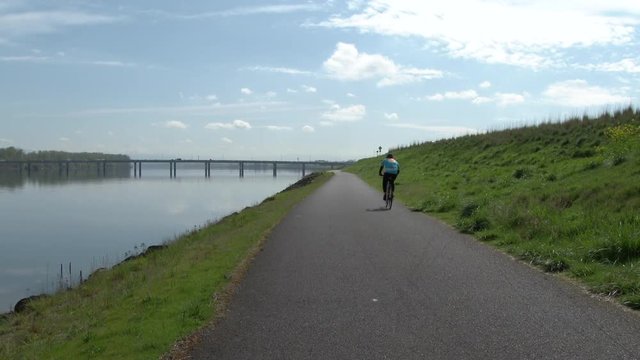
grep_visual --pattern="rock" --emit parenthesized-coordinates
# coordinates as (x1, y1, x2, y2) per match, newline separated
(144, 245, 167, 255)
(14, 294, 47, 313)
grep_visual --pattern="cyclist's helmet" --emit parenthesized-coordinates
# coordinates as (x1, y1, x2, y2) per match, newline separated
(386, 153, 394, 158)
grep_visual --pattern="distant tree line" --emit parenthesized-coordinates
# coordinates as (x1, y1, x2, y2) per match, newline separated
(0, 147, 130, 161)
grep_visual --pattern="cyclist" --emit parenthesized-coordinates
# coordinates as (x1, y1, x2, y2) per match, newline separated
(379, 153, 400, 200)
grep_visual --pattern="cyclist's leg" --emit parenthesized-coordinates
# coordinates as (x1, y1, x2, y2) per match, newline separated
(382, 173, 388, 192)
(390, 174, 397, 193)
(382, 173, 390, 199)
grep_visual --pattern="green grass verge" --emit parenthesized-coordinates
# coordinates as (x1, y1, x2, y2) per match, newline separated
(348, 107, 640, 310)
(0, 172, 332, 359)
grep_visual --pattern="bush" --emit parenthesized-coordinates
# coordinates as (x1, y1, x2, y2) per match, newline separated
(457, 216, 490, 234)
(419, 195, 456, 213)
(601, 123, 640, 164)
(520, 250, 569, 273)
(588, 239, 640, 264)
(583, 161, 600, 170)
(611, 155, 626, 166)
(460, 202, 479, 218)
(512, 168, 530, 179)
(572, 149, 596, 158)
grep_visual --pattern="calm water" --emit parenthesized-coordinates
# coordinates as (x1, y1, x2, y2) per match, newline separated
(0, 167, 303, 311)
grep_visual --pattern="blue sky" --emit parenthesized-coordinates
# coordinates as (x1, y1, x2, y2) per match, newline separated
(1, 0, 639, 161)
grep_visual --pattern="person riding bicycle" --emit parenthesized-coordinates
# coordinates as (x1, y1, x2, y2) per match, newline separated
(379, 153, 400, 200)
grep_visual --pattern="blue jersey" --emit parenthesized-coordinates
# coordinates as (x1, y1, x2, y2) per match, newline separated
(381, 158, 399, 175)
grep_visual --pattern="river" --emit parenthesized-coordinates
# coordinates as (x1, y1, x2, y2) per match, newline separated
(0, 167, 305, 312)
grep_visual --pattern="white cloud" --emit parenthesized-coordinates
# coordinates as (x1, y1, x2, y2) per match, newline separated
(156, 4, 321, 19)
(206, 94, 218, 101)
(347, 92, 356, 97)
(287, 88, 298, 93)
(0, 55, 49, 62)
(319, 1, 640, 69)
(384, 112, 399, 121)
(479, 81, 492, 88)
(426, 93, 445, 101)
(323, 42, 443, 87)
(427, 89, 526, 106)
(0, 10, 122, 38)
(266, 91, 277, 98)
(542, 79, 631, 107)
(494, 92, 526, 106)
(322, 104, 366, 122)
(59, 137, 70, 142)
(302, 125, 315, 133)
(221, 137, 233, 144)
(583, 58, 640, 73)
(302, 85, 317, 93)
(240, 88, 253, 95)
(91, 60, 136, 67)
(347, 0, 366, 10)
(205, 119, 252, 130)
(471, 96, 494, 105)
(265, 125, 293, 131)
(164, 120, 187, 129)
(0, 138, 12, 143)
(427, 90, 478, 101)
(246, 66, 313, 76)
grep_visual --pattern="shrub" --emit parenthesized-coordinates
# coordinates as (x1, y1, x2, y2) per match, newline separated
(572, 149, 596, 158)
(600, 123, 640, 164)
(611, 155, 626, 166)
(456, 216, 490, 234)
(460, 202, 479, 218)
(588, 218, 640, 264)
(583, 161, 600, 170)
(419, 195, 455, 213)
(520, 250, 569, 273)
(512, 168, 530, 179)
(588, 238, 640, 264)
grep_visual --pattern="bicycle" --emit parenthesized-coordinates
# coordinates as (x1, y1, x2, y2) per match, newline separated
(385, 178, 395, 209)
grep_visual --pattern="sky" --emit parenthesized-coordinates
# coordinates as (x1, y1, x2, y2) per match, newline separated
(1, 0, 639, 161)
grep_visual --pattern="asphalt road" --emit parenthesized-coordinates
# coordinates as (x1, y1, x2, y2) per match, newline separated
(190, 171, 640, 359)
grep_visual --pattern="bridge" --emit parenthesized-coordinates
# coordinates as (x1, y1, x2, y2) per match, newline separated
(0, 159, 352, 178)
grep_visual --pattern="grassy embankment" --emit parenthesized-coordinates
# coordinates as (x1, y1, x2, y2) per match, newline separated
(348, 107, 640, 310)
(0, 172, 332, 359)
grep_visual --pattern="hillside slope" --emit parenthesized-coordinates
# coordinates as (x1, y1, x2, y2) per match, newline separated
(348, 107, 640, 310)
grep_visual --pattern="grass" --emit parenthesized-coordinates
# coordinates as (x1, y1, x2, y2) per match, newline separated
(347, 106, 640, 310)
(0, 172, 332, 359)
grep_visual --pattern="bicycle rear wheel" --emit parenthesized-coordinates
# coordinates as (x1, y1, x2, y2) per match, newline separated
(385, 183, 393, 209)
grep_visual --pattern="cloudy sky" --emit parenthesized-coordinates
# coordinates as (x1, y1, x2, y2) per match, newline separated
(1, 0, 639, 160)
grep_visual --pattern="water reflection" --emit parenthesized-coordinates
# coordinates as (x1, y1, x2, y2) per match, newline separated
(0, 167, 305, 311)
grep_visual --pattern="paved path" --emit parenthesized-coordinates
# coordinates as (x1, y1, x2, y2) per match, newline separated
(190, 172, 640, 359)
